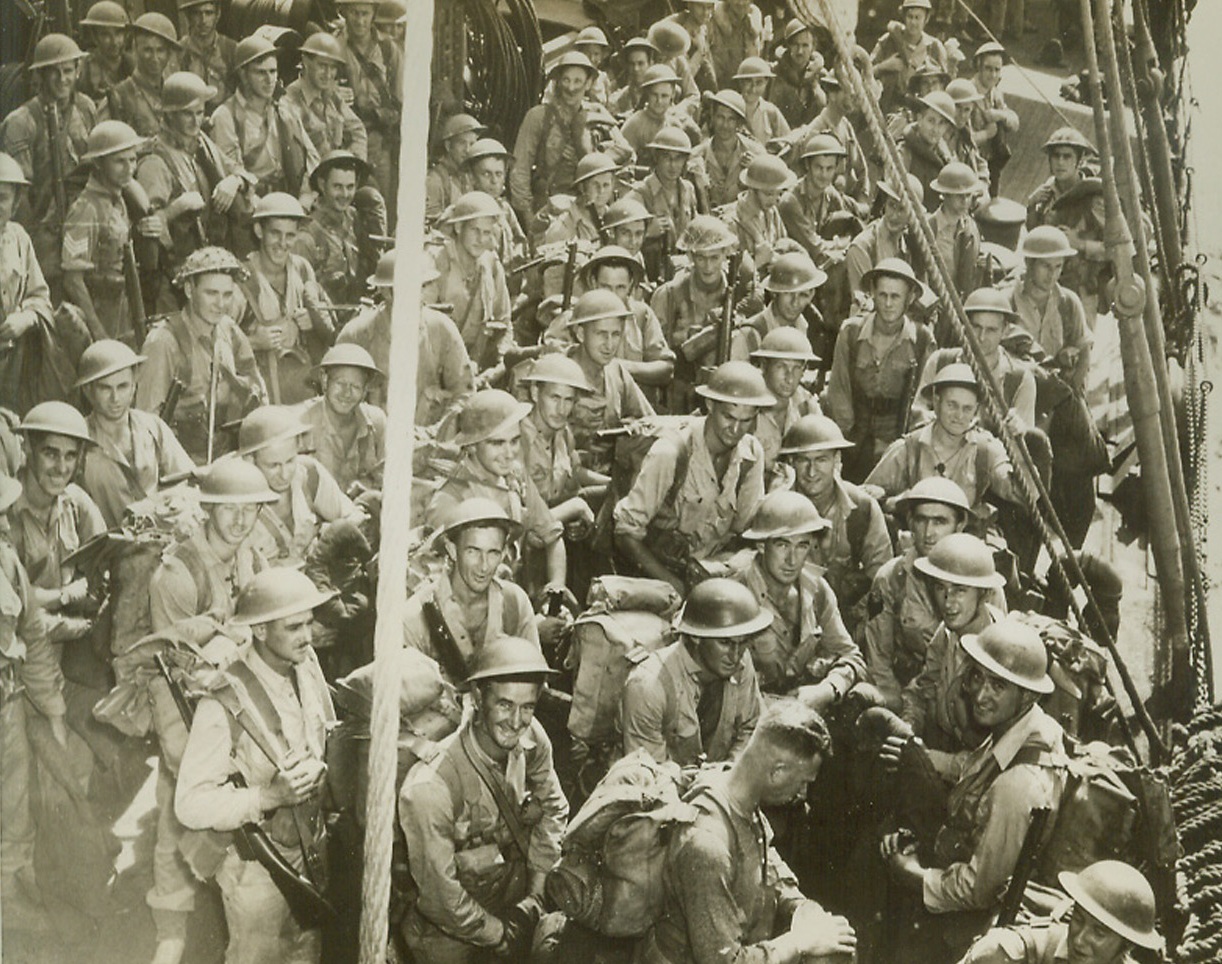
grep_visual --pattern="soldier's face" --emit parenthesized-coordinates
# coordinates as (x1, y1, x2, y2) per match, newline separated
(787, 32, 814, 66)
(933, 386, 979, 437)
(575, 317, 624, 367)
(242, 56, 278, 100)
(302, 54, 340, 91)
(964, 664, 1025, 730)
(554, 67, 591, 104)
(0, 184, 17, 232)
(39, 62, 79, 101)
(1048, 147, 1081, 180)
(976, 54, 1004, 91)
(133, 35, 172, 80)
(342, 4, 376, 38)
(763, 752, 822, 806)
(252, 440, 299, 493)
(772, 288, 814, 323)
(447, 525, 507, 595)
(186, 273, 238, 325)
(166, 105, 205, 139)
(580, 171, 616, 208)
(1066, 904, 1128, 964)
(882, 196, 910, 231)
(625, 52, 651, 84)
(691, 248, 726, 285)
(739, 78, 768, 101)
(207, 502, 260, 546)
(473, 429, 520, 478)
(655, 150, 687, 183)
(28, 434, 82, 498)
(707, 400, 758, 449)
(788, 451, 838, 500)
(186, 4, 219, 37)
(445, 130, 478, 165)
(473, 680, 541, 754)
(761, 533, 817, 586)
(97, 148, 138, 189)
(967, 311, 1007, 356)
(903, 8, 928, 33)
(916, 109, 950, 145)
(324, 365, 370, 415)
(469, 157, 506, 197)
(256, 216, 300, 265)
(752, 184, 784, 211)
(644, 84, 674, 118)
(806, 155, 838, 191)
(934, 581, 984, 632)
(593, 265, 633, 303)
(457, 216, 498, 258)
(256, 610, 316, 669)
(940, 191, 971, 218)
(709, 105, 740, 139)
(320, 169, 358, 211)
(828, 88, 851, 113)
(94, 27, 126, 58)
(909, 503, 963, 556)
(531, 382, 577, 431)
(1025, 257, 1064, 290)
(611, 221, 646, 253)
(873, 277, 913, 323)
(762, 357, 805, 399)
(686, 3, 713, 25)
(84, 368, 137, 422)
(576, 44, 606, 69)
(693, 635, 750, 680)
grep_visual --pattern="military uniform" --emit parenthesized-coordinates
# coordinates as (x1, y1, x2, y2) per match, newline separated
(519, 415, 581, 509)
(509, 98, 593, 222)
(801, 109, 872, 208)
(294, 203, 363, 306)
(864, 549, 945, 709)
(691, 132, 760, 210)
(866, 423, 1011, 513)
(747, 386, 821, 470)
(846, 219, 922, 293)
(627, 172, 699, 249)
(723, 189, 787, 270)
(81, 408, 194, 528)
(1008, 283, 1092, 391)
(960, 918, 1135, 964)
(870, 30, 949, 113)
(708, 1, 763, 89)
(913, 346, 1037, 437)
(178, 34, 237, 112)
(930, 206, 981, 297)
(567, 352, 655, 473)
(247, 456, 357, 567)
(335, 27, 401, 207)
(809, 477, 893, 618)
(425, 155, 469, 223)
(281, 74, 369, 161)
(770, 55, 824, 129)
(779, 178, 854, 269)
(432, 238, 512, 369)
(742, 98, 791, 146)
(898, 125, 954, 212)
(0, 220, 55, 413)
(296, 396, 385, 493)
(104, 74, 165, 137)
(60, 172, 132, 338)
(78, 52, 129, 103)
(211, 90, 319, 198)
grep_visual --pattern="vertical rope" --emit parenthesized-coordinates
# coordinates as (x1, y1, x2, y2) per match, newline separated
(358, 1, 433, 961)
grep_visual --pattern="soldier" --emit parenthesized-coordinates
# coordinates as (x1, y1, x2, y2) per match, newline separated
(928, 161, 983, 300)
(210, 35, 320, 204)
(0, 473, 66, 941)
(708, 0, 763, 91)
(1025, 128, 1096, 231)
(900, 533, 1008, 765)
(238, 192, 334, 404)
(238, 405, 360, 567)
(281, 32, 369, 165)
(620, 65, 684, 158)
(402, 499, 540, 686)
(77, 1, 131, 103)
(103, 13, 180, 137)
(639, 699, 857, 964)
(61, 120, 150, 340)
(297, 343, 385, 494)
(898, 91, 957, 211)
(613, 361, 772, 592)
(177, 0, 237, 112)
(968, 42, 1019, 196)
(463, 138, 527, 267)
(573, 25, 614, 105)
(627, 127, 699, 283)
(334, 0, 402, 212)
(945, 80, 992, 196)
(845, 174, 926, 293)
(733, 492, 866, 705)
(175, 568, 336, 964)
(135, 246, 268, 462)
(744, 327, 823, 470)
(666, 1, 718, 92)
(621, 577, 767, 765)
(770, 19, 826, 129)
(425, 113, 483, 222)
(778, 133, 855, 279)
(795, 70, 871, 213)
(690, 89, 761, 210)
(398, 636, 568, 963)
(610, 37, 656, 116)
(731, 250, 824, 362)
(295, 150, 373, 307)
(539, 151, 617, 295)
(0, 153, 55, 414)
(826, 258, 934, 481)
(0, 34, 97, 294)
(734, 57, 791, 145)
(76, 340, 194, 528)
(723, 153, 793, 274)
(137, 71, 253, 310)
(779, 415, 893, 626)
(601, 199, 655, 292)
(510, 51, 597, 227)
(645, 20, 702, 108)
(959, 860, 1163, 964)
(879, 619, 1064, 964)
(869, 0, 949, 113)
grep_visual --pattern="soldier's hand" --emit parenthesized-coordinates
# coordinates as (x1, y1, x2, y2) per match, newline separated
(248, 325, 285, 351)
(783, 902, 857, 959)
(879, 830, 917, 859)
(878, 733, 912, 773)
(0, 309, 39, 341)
(169, 191, 207, 219)
(265, 757, 327, 808)
(211, 175, 244, 214)
(137, 214, 166, 238)
(797, 681, 838, 715)
(336, 85, 355, 106)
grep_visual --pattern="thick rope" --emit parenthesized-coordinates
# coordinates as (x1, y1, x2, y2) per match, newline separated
(795, 0, 1164, 761)
(357, 1, 433, 961)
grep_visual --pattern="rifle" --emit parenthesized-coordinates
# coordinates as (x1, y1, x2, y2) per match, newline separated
(120, 180, 151, 344)
(206, 335, 221, 463)
(421, 598, 471, 685)
(153, 654, 337, 927)
(659, 225, 673, 283)
(560, 238, 580, 312)
(160, 377, 185, 425)
(715, 251, 744, 365)
(44, 100, 68, 232)
(996, 806, 1051, 927)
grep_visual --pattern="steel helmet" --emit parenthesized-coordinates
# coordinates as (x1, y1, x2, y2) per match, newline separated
(894, 476, 971, 515)
(444, 191, 503, 224)
(454, 390, 532, 447)
(565, 288, 632, 328)
(81, 120, 145, 162)
(914, 532, 1005, 589)
(572, 151, 619, 184)
(801, 132, 847, 160)
(548, 50, 596, 80)
(647, 21, 691, 58)
(733, 56, 775, 81)
(574, 25, 609, 48)
(901, 0, 932, 8)
(438, 113, 484, 142)
(375, 0, 407, 23)
(299, 32, 346, 64)
(603, 197, 653, 231)
(860, 257, 920, 291)
(741, 154, 797, 191)
(1020, 225, 1076, 259)
(253, 191, 308, 221)
(751, 326, 820, 364)
(974, 195, 1027, 229)
(464, 138, 509, 165)
(696, 360, 777, 408)
(308, 149, 370, 192)
(370, 249, 396, 288)
(1058, 861, 1162, 950)
(963, 286, 1017, 318)
(74, 339, 145, 388)
(232, 567, 336, 626)
(18, 401, 93, 445)
(915, 90, 956, 125)
(195, 457, 278, 504)
(237, 405, 308, 457)
(466, 635, 556, 684)
(162, 71, 218, 111)
(675, 578, 773, 638)
(973, 40, 1007, 61)
(0, 475, 23, 515)
(1043, 125, 1095, 154)
(436, 496, 523, 542)
(678, 214, 737, 253)
(782, 18, 813, 43)
(234, 34, 278, 70)
(521, 353, 594, 392)
(960, 617, 1054, 693)
(130, 12, 179, 46)
(704, 89, 747, 120)
(945, 78, 982, 104)
(742, 490, 830, 540)
(764, 252, 826, 292)
(0, 152, 30, 186)
(581, 244, 645, 287)
(30, 33, 86, 70)
(645, 127, 693, 155)
(927, 361, 979, 395)
(318, 342, 382, 377)
(175, 245, 248, 284)
(931, 161, 981, 195)
(877, 172, 925, 205)
(640, 63, 681, 90)
(81, 1, 129, 28)
(622, 36, 656, 57)
(819, 69, 842, 91)
(779, 414, 853, 454)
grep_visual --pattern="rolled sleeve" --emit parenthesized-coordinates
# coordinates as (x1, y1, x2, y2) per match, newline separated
(175, 697, 265, 831)
(613, 438, 681, 541)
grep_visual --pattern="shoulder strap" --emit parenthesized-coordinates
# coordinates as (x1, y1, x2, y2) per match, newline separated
(904, 433, 922, 490)
(226, 660, 288, 751)
(459, 731, 532, 861)
(170, 537, 214, 614)
(844, 484, 872, 561)
(666, 431, 693, 508)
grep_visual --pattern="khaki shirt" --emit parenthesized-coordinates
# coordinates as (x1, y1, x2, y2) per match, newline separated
(247, 455, 357, 566)
(866, 423, 1011, 511)
(0, 220, 55, 412)
(297, 397, 385, 493)
(1008, 283, 1092, 390)
(810, 477, 894, 609)
(778, 178, 853, 268)
(178, 34, 236, 112)
(81, 408, 194, 528)
(825, 312, 930, 441)
(519, 417, 581, 507)
(61, 173, 129, 281)
(295, 204, 361, 305)
(742, 98, 790, 146)
(746, 385, 821, 470)
(960, 919, 1135, 964)
(432, 237, 511, 361)
(691, 133, 761, 210)
(568, 352, 655, 452)
(9, 477, 105, 592)
(913, 347, 1037, 435)
(543, 297, 673, 366)
(708, 1, 763, 89)
(627, 172, 698, 244)
(426, 451, 563, 551)
(148, 526, 264, 631)
(424, 156, 469, 223)
(238, 250, 331, 378)
(210, 90, 318, 196)
(78, 53, 128, 103)
(282, 75, 369, 160)
(334, 28, 401, 135)
(509, 98, 593, 216)
(650, 269, 725, 353)
(621, 638, 762, 765)
(0, 541, 64, 719)
(846, 218, 917, 293)
(723, 189, 787, 269)
(103, 73, 164, 137)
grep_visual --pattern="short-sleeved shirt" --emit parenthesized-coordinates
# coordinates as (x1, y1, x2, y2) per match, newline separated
(81, 408, 194, 528)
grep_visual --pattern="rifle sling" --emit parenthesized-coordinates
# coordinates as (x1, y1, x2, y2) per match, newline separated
(421, 598, 471, 684)
(459, 729, 532, 863)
